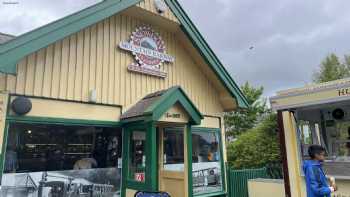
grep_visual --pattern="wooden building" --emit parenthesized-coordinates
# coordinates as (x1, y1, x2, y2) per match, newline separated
(271, 78, 350, 197)
(0, 0, 248, 197)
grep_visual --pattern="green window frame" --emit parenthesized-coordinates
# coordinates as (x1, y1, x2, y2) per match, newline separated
(121, 121, 158, 195)
(190, 127, 226, 197)
(0, 115, 121, 184)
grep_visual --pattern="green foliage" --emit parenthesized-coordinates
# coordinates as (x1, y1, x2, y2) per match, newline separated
(313, 53, 350, 83)
(227, 113, 281, 169)
(224, 82, 268, 137)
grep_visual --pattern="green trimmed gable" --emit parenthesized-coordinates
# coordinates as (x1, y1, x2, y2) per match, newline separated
(0, 0, 248, 109)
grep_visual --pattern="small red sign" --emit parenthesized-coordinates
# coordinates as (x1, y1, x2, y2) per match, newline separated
(135, 173, 145, 182)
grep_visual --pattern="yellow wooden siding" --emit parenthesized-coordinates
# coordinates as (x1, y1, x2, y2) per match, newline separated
(137, 0, 179, 23)
(1, 14, 223, 116)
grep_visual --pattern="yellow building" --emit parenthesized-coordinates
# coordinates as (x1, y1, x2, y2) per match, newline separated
(271, 79, 350, 197)
(0, 1, 248, 197)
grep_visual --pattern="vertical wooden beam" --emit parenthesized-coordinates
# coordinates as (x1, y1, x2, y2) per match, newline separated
(0, 92, 9, 184)
(277, 110, 291, 197)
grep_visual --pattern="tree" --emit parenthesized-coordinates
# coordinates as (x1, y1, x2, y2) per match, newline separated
(227, 113, 281, 169)
(224, 82, 268, 138)
(313, 53, 350, 83)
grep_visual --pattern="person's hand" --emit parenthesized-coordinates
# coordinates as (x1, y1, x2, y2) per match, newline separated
(329, 187, 335, 193)
(332, 184, 338, 191)
(329, 177, 337, 191)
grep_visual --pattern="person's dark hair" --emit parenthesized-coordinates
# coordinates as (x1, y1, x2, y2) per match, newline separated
(308, 145, 326, 159)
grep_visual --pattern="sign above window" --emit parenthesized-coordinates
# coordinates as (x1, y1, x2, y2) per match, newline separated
(119, 26, 175, 78)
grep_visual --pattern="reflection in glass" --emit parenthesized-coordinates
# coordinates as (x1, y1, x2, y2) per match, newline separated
(1, 123, 122, 197)
(294, 108, 350, 178)
(163, 129, 184, 171)
(192, 131, 222, 195)
(129, 131, 146, 182)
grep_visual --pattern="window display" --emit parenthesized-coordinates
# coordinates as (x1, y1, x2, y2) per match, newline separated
(192, 130, 222, 195)
(163, 129, 184, 171)
(297, 119, 350, 160)
(1, 123, 122, 197)
(294, 106, 350, 178)
(129, 131, 146, 182)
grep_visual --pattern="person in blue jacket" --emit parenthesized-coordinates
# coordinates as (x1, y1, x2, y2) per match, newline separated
(303, 145, 336, 197)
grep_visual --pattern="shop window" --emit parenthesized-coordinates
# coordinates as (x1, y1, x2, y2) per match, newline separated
(298, 121, 321, 157)
(129, 131, 146, 182)
(163, 129, 184, 171)
(295, 107, 350, 178)
(1, 122, 122, 197)
(192, 130, 223, 195)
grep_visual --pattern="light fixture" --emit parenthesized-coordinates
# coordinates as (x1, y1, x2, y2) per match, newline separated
(154, 0, 167, 14)
(89, 89, 97, 103)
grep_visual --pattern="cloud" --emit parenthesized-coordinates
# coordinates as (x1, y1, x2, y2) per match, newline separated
(178, 0, 350, 96)
(0, 0, 101, 35)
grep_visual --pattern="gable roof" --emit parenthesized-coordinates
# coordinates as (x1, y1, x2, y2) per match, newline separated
(0, 0, 142, 74)
(0, 0, 249, 108)
(121, 86, 203, 125)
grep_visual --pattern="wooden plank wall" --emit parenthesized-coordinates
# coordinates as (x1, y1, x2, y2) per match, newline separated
(0, 13, 223, 116)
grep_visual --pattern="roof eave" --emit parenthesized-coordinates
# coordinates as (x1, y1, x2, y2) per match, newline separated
(0, 0, 142, 75)
(165, 0, 249, 109)
(0, 0, 249, 109)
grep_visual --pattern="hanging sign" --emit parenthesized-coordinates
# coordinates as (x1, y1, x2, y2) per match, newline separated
(119, 26, 175, 78)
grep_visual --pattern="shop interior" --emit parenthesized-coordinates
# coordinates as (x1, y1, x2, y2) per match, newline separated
(160, 128, 223, 195)
(294, 100, 350, 178)
(2, 123, 122, 197)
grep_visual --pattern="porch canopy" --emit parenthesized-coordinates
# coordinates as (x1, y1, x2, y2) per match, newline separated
(120, 86, 203, 195)
(120, 86, 203, 125)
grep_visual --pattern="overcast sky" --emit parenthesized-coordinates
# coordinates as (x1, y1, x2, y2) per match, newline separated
(1, 0, 350, 97)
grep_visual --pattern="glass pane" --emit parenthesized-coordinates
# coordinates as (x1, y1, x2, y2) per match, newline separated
(1, 123, 122, 197)
(129, 131, 146, 182)
(192, 131, 222, 195)
(163, 129, 184, 171)
(330, 122, 350, 161)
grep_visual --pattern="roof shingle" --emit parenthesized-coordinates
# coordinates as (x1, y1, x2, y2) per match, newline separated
(120, 87, 171, 120)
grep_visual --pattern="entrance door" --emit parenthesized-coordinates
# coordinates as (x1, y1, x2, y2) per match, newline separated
(158, 126, 188, 197)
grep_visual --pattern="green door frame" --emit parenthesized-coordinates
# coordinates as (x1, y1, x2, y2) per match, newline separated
(121, 124, 227, 197)
(121, 121, 158, 197)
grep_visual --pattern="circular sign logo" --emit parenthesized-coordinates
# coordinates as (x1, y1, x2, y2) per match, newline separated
(131, 26, 165, 69)
(119, 26, 175, 78)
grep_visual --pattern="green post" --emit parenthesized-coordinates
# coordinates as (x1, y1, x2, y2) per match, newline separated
(121, 127, 130, 197)
(146, 121, 158, 191)
(187, 124, 193, 197)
